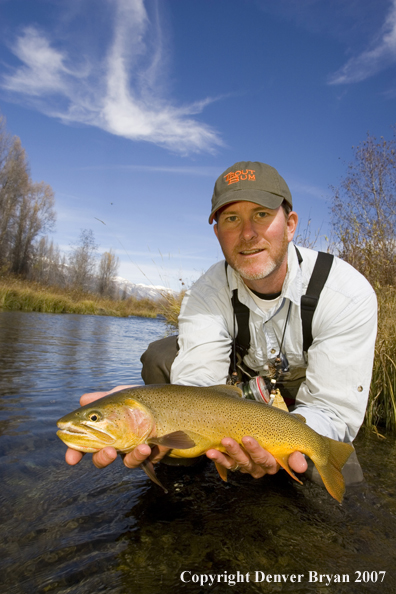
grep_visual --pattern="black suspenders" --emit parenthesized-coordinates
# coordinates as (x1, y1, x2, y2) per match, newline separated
(300, 251, 334, 352)
(227, 248, 334, 358)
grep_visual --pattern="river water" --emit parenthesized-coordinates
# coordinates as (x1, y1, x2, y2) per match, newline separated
(1, 311, 396, 594)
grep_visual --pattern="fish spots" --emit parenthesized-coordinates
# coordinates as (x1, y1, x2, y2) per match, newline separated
(57, 384, 353, 501)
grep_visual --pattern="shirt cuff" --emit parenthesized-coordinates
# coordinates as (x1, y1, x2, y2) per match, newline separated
(291, 406, 341, 441)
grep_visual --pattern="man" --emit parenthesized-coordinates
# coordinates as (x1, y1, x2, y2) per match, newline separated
(66, 161, 377, 483)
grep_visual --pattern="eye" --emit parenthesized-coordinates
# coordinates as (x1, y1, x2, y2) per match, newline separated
(222, 214, 239, 224)
(255, 211, 269, 219)
(88, 411, 102, 422)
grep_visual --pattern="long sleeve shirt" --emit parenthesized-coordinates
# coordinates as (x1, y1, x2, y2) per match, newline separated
(170, 243, 377, 443)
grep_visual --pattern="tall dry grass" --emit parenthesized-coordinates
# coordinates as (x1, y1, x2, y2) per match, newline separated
(365, 287, 396, 433)
(158, 289, 186, 330)
(0, 275, 160, 318)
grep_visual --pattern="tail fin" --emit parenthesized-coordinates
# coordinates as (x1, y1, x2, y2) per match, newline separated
(311, 438, 354, 503)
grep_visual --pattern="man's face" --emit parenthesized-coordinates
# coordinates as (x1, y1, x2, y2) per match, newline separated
(213, 201, 298, 290)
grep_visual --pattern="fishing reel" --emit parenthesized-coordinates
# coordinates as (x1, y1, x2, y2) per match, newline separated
(229, 352, 290, 405)
(238, 375, 274, 404)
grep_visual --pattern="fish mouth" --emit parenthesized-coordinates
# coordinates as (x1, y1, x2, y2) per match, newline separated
(58, 426, 86, 435)
(57, 422, 115, 444)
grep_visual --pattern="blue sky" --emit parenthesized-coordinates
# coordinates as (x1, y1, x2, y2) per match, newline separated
(0, 0, 395, 290)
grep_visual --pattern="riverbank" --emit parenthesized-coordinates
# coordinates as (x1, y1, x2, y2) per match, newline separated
(0, 276, 162, 318)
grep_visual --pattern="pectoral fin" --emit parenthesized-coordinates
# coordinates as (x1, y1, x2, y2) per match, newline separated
(141, 459, 168, 493)
(148, 430, 196, 449)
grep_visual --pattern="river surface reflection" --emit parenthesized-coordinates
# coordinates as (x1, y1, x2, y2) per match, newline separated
(1, 311, 396, 594)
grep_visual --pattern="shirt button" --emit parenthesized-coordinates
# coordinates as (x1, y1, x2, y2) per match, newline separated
(357, 386, 363, 392)
(271, 348, 276, 354)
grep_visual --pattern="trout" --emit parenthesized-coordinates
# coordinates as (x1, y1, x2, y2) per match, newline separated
(56, 384, 354, 502)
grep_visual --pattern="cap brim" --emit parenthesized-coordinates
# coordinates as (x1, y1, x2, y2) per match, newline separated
(208, 189, 286, 224)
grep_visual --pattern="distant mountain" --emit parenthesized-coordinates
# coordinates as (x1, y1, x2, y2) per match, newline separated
(113, 276, 175, 301)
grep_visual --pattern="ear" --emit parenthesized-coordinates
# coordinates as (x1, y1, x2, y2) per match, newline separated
(213, 223, 219, 240)
(287, 211, 298, 242)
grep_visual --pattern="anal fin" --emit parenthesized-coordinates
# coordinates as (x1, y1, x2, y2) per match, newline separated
(215, 462, 228, 482)
(274, 455, 303, 485)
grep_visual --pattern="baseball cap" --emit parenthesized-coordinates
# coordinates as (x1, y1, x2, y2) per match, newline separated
(209, 161, 292, 224)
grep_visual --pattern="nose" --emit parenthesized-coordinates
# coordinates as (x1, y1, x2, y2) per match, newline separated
(240, 217, 258, 241)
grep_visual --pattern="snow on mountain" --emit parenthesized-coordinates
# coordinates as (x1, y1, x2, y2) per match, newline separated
(113, 276, 175, 301)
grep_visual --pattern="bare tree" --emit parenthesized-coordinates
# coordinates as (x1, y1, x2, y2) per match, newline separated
(31, 236, 66, 286)
(97, 249, 119, 298)
(0, 114, 56, 276)
(0, 117, 30, 268)
(330, 131, 396, 286)
(11, 182, 56, 275)
(68, 229, 98, 291)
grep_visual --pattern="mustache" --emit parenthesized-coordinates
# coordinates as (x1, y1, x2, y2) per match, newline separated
(234, 241, 266, 252)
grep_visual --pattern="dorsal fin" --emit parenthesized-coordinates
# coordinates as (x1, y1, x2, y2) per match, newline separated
(211, 385, 243, 398)
(293, 414, 306, 423)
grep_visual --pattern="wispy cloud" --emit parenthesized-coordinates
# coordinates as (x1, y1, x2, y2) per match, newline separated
(1, 0, 222, 154)
(76, 164, 221, 176)
(289, 179, 330, 201)
(328, 0, 396, 84)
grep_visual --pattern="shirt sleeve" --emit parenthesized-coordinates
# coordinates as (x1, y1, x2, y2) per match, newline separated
(294, 289, 377, 442)
(170, 279, 234, 386)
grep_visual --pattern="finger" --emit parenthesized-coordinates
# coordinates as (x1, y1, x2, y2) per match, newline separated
(205, 448, 235, 470)
(91, 447, 118, 469)
(225, 436, 279, 477)
(80, 385, 136, 407)
(289, 451, 307, 474)
(220, 437, 254, 470)
(238, 436, 279, 469)
(80, 391, 109, 406)
(65, 448, 84, 466)
(107, 384, 136, 394)
(122, 444, 152, 468)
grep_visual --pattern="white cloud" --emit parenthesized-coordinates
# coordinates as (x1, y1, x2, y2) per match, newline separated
(1, 0, 222, 154)
(328, 0, 396, 84)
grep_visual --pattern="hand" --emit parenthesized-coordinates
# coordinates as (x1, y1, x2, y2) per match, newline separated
(65, 385, 171, 469)
(205, 436, 307, 479)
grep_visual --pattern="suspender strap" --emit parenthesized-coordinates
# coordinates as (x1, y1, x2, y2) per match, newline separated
(300, 251, 334, 352)
(226, 249, 334, 362)
(225, 261, 251, 359)
(231, 289, 250, 358)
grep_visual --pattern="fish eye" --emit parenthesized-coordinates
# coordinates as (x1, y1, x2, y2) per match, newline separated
(88, 411, 102, 422)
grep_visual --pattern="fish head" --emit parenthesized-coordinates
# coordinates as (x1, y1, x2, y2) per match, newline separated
(56, 396, 155, 453)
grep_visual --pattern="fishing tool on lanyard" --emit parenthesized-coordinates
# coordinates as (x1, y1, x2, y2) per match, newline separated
(228, 297, 292, 409)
